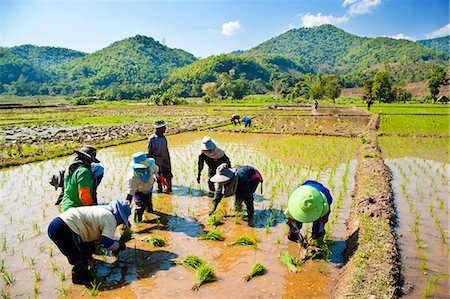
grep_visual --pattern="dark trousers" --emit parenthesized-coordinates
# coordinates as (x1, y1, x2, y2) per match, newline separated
(157, 171, 172, 193)
(47, 217, 94, 284)
(207, 168, 216, 192)
(134, 192, 152, 222)
(235, 180, 259, 220)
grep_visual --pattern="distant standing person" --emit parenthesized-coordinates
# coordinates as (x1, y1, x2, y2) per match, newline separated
(242, 116, 252, 127)
(285, 180, 333, 242)
(366, 99, 373, 111)
(146, 120, 172, 193)
(230, 114, 241, 125)
(209, 163, 263, 226)
(61, 145, 103, 212)
(197, 136, 231, 194)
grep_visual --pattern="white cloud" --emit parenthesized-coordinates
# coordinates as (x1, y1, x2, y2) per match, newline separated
(221, 21, 240, 36)
(300, 13, 349, 28)
(391, 33, 415, 41)
(426, 23, 450, 39)
(342, 0, 382, 16)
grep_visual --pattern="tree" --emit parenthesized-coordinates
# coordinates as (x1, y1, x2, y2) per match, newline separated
(371, 71, 393, 103)
(202, 82, 219, 99)
(362, 79, 373, 102)
(322, 74, 341, 103)
(427, 65, 449, 102)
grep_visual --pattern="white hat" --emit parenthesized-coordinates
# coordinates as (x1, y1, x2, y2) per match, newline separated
(200, 136, 217, 151)
(210, 163, 235, 183)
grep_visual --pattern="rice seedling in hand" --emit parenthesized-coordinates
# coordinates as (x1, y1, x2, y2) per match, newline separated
(242, 263, 266, 282)
(119, 227, 133, 243)
(147, 235, 167, 247)
(206, 214, 222, 227)
(279, 251, 301, 272)
(198, 229, 224, 241)
(228, 235, 258, 249)
(192, 263, 216, 291)
(173, 255, 205, 270)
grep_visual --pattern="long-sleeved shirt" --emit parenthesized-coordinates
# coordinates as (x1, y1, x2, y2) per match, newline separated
(61, 159, 93, 212)
(126, 164, 159, 195)
(197, 152, 231, 178)
(146, 134, 171, 173)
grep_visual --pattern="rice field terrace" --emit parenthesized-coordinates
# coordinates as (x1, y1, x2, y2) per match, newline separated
(0, 132, 358, 298)
(0, 102, 449, 298)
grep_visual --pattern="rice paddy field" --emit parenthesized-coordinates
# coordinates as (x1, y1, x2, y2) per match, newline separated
(0, 102, 449, 298)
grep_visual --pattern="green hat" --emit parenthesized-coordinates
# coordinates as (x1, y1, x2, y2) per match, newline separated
(285, 185, 329, 223)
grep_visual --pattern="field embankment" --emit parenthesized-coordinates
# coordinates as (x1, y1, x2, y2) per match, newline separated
(333, 114, 401, 298)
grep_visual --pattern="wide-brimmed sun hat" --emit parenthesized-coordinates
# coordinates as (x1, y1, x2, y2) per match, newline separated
(200, 136, 217, 151)
(131, 152, 155, 169)
(285, 185, 329, 223)
(74, 145, 100, 163)
(154, 120, 166, 129)
(108, 199, 131, 227)
(210, 163, 235, 183)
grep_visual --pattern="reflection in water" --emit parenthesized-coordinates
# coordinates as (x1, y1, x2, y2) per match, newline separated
(0, 132, 357, 298)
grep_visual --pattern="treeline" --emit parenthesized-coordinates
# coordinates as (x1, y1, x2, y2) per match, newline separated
(0, 25, 448, 101)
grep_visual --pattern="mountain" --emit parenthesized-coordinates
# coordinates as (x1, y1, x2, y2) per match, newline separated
(417, 36, 449, 54)
(7, 45, 86, 69)
(244, 24, 448, 86)
(56, 35, 197, 87)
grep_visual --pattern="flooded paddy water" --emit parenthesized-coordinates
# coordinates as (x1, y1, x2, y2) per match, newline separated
(1, 131, 358, 298)
(381, 136, 449, 298)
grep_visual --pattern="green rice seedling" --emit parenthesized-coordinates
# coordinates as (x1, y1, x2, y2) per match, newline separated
(228, 235, 258, 249)
(173, 255, 205, 270)
(1, 289, 10, 299)
(147, 235, 167, 247)
(49, 246, 54, 257)
(24, 256, 37, 268)
(59, 270, 66, 282)
(33, 270, 41, 282)
(192, 263, 216, 291)
(16, 232, 26, 243)
(0, 235, 6, 252)
(433, 273, 441, 286)
(242, 263, 266, 282)
(0, 259, 4, 272)
(1, 270, 15, 285)
(279, 251, 301, 272)
(50, 261, 58, 272)
(422, 278, 433, 297)
(34, 284, 40, 296)
(31, 221, 41, 236)
(206, 214, 222, 227)
(234, 212, 244, 224)
(55, 285, 68, 297)
(85, 279, 102, 296)
(119, 227, 133, 243)
(198, 229, 224, 241)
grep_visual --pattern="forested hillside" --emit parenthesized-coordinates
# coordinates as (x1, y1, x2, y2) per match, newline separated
(417, 36, 449, 54)
(0, 25, 447, 98)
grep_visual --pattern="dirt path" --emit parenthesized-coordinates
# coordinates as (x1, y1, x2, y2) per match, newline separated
(333, 113, 401, 298)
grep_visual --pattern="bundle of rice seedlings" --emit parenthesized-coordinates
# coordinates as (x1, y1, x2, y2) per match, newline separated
(147, 235, 166, 247)
(119, 227, 133, 243)
(172, 254, 206, 270)
(197, 229, 224, 241)
(191, 263, 216, 291)
(279, 251, 301, 272)
(206, 214, 223, 227)
(242, 263, 266, 282)
(228, 235, 258, 249)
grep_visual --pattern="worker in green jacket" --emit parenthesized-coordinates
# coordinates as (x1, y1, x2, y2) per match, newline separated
(61, 145, 101, 212)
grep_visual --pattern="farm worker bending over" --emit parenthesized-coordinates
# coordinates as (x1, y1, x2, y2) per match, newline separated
(230, 114, 241, 125)
(242, 116, 252, 127)
(47, 199, 131, 285)
(197, 136, 231, 194)
(285, 180, 333, 242)
(210, 163, 263, 226)
(61, 145, 103, 212)
(146, 120, 172, 193)
(125, 152, 167, 222)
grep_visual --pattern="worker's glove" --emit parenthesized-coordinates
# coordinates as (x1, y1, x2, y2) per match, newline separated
(196, 175, 201, 184)
(157, 174, 169, 191)
(112, 241, 126, 257)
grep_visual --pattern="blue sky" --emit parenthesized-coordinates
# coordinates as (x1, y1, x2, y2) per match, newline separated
(1, 0, 449, 58)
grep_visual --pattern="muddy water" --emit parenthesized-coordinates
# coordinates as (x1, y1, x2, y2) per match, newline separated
(386, 157, 449, 298)
(0, 132, 357, 298)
